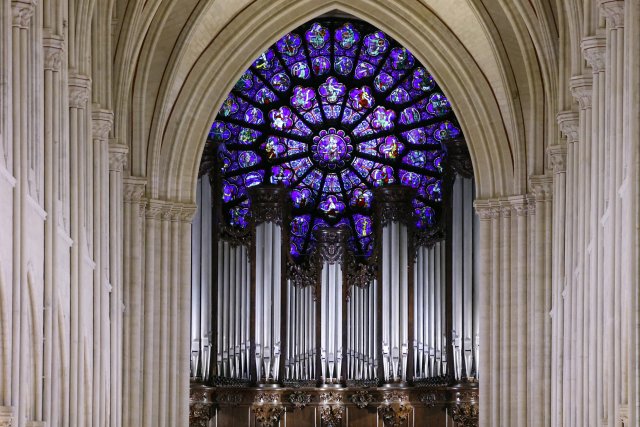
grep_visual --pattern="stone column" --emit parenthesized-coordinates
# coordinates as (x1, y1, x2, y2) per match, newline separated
(569, 75, 592, 427)
(581, 34, 606, 426)
(122, 177, 146, 427)
(598, 1, 626, 423)
(108, 143, 127, 427)
(91, 109, 112, 427)
(548, 132, 569, 427)
(41, 32, 63, 425)
(10, 1, 36, 424)
(67, 73, 90, 427)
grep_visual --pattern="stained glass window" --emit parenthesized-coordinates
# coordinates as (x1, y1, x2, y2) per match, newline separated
(207, 19, 462, 260)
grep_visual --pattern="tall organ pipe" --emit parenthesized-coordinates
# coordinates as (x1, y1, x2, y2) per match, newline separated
(249, 185, 288, 384)
(375, 185, 415, 384)
(313, 227, 350, 385)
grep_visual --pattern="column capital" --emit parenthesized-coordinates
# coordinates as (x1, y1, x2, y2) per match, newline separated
(581, 36, 607, 73)
(473, 199, 502, 220)
(92, 109, 114, 140)
(598, 0, 625, 28)
(123, 177, 147, 202)
(109, 143, 129, 172)
(547, 143, 568, 174)
(146, 198, 196, 222)
(43, 36, 64, 71)
(11, 1, 36, 29)
(509, 196, 530, 217)
(529, 174, 554, 201)
(68, 75, 91, 109)
(557, 111, 579, 143)
(569, 75, 593, 110)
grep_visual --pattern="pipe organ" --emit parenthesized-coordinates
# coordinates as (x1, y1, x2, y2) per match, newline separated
(190, 164, 480, 426)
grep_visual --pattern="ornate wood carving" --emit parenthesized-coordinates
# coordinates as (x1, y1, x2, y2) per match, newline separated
(288, 391, 312, 410)
(443, 138, 473, 178)
(286, 258, 319, 288)
(378, 392, 413, 426)
(189, 388, 215, 427)
(313, 227, 350, 265)
(215, 392, 243, 406)
(219, 224, 251, 247)
(252, 393, 285, 427)
(345, 259, 376, 293)
(319, 391, 344, 427)
(350, 390, 373, 409)
(374, 185, 416, 227)
(319, 405, 344, 426)
(448, 382, 479, 427)
(248, 185, 289, 226)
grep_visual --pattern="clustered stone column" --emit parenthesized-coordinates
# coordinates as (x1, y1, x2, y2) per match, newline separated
(551, 1, 637, 425)
(475, 182, 552, 426)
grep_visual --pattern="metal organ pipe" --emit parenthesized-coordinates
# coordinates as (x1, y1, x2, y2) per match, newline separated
(376, 186, 414, 384)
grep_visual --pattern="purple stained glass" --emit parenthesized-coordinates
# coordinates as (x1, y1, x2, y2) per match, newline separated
(426, 93, 451, 116)
(353, 215, 373, 237)
(349, 86, 375, 111)
(210, 121, 231, 141)
(354, 62, 375, 79)
(363, 32, 389, 57)
(291, 86, 316, 110)
(291, 62, 311, 79)
(312, 128, 353, 169)
(311, 57, 331, 75)
(389, 48, 415, 70)
(336, 23, 360, 49)
(334, 56, 354, 75)
(211, 19, 463, 259)
(305, 23, 329, 50)
(291, 188, 313, 208)
(269, 106, 294, 130)
(270, 73, 290, 92)
(277, 33, 302, 56)
(374, 73, 395, 92)
(378, 136, 404, 159)
(270, 166, 294, 185)
(371, 107, 396, 130)
(319, 77, 346, 103)
(319, 195, 345, 218)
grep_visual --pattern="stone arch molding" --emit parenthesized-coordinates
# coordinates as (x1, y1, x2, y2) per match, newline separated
(146, 0, 518, 204)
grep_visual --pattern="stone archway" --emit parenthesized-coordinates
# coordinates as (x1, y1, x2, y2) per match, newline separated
(118, 2, 551, 425)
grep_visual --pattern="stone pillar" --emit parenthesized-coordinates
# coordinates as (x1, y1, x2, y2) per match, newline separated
(108, 143, 127, 427)
(569, 74, 592, 427)
(598, 2, 626, 423)
(41, 32, 63, 425)
(548, 133, 569, 427)
(67, 72, 91, 427)
(10, 1, 36, 424)
(582, 34, 606, 426)
(122, 177, 146, 427)
(91, 109, 112, 427)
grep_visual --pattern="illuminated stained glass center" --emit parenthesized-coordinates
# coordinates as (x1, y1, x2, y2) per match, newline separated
(312, 128, 353, 169)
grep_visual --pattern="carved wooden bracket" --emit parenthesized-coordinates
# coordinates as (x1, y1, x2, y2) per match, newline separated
(378, 392, 413, 426)
(252, 393, 285, 427)
(189, 388, 215, 427)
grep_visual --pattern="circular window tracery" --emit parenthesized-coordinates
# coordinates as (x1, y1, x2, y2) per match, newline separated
(206, 18, 462, 261)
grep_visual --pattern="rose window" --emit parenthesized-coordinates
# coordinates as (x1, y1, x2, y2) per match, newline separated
(207, 19, 462, 260)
